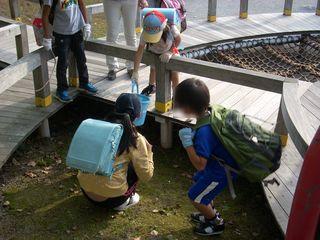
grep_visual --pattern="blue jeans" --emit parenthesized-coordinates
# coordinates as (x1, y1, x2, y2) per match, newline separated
(53, 31, 89, 91)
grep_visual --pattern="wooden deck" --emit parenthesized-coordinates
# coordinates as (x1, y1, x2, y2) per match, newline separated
(0, 12, 320, 235)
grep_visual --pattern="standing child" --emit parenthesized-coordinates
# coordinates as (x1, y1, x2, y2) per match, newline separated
(77, 93, 154, 210)
(132, 10, 181, 95)
(174, 78, 239, 236)
(42, 0, 97, 103)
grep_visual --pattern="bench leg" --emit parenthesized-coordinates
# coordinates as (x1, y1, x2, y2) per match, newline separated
(39, 119, 51, 138)
(156, 117, 173, 149)
(275, 99, 288, 147)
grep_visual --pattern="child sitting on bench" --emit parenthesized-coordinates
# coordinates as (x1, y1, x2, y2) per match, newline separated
(174, 78, 238, 236)
(132, 9, 181, 95)
(77, 93, 154, 210)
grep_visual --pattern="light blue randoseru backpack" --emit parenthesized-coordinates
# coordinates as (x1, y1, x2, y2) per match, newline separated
(66, 119, 124, 176)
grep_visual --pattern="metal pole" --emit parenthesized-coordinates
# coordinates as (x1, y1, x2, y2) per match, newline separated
(283, 0, 293, 16)
(207, 0, 217, 22)
(239, 0, 248, 19)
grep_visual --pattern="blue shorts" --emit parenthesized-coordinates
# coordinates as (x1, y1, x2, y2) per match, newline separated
(188, 171, 229, 205)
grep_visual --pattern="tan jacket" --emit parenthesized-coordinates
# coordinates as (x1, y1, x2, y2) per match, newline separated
(77, 133, 153, 199)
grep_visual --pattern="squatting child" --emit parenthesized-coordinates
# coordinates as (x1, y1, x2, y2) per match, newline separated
(42, 0, 97, 103)
(174, 78, 239, 236)
(132, 9, 181, 95)
(77, 93, 154, 210)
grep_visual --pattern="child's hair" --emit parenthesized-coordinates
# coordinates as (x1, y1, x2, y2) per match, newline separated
(174, 78, 210, 115)
(105, 113, 138, 156)
(39, 0, 43, 6)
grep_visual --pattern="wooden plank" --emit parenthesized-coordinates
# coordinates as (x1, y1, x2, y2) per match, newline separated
(263, 185, 289, 234)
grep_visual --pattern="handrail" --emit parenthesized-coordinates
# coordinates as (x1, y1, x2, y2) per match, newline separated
(281, 81, 314, 156)
(84, 39, 286, 93)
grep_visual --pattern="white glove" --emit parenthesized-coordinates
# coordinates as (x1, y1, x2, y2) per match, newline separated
(131, 71, 139, 83)
(42, 38, 52, 51)
(83, 24, 92, 40)
(159, 52, 173, 63)
(139, 0, 148, 9)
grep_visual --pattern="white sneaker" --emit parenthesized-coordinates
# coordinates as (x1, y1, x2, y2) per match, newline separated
(114, 193, 140, 211)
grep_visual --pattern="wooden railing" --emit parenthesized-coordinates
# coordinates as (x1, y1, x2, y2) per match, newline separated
(207, 0, 320, 21)
(0, 15, 315, 152)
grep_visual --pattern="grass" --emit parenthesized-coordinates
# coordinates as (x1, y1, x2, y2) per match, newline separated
(0, 99, 283, 240)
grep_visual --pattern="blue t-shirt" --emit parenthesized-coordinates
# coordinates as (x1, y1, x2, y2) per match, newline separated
(194, 124, 238, 178)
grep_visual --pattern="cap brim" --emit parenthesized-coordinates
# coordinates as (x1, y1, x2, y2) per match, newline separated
(142, 30, 163, 43)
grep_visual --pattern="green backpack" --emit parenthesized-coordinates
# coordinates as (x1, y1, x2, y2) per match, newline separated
(195, 105, 282, 183)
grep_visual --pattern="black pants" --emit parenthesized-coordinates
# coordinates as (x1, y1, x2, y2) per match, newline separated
(53, 31, 89, 92)
(82, 163, 138, 209)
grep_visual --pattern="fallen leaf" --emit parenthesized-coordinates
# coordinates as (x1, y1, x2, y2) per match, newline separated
(59, 185, 64, 189)
(72, 226, 77, 231)
(56, 159, 62, 164)
(25, 171, 37, 178)
(69, 188, 74, 192)
(252, 232, 259, 237)
(73, 190, 80, 194)
(152, 209, 159, 213)
(66, 230, 71, 234)
(41, 170, 49, 175)
(132, 237, 141, 240)
(150, 230, 158, 236)
(44, 166, 53, 171)
(12, 158, 20, 166)
(173, 164, 179, 168)
(98, 231, 104, 236)
(3, 200, 10, 207)
(16, 209, 23, 212)
(181, 173, 193, 179)
(27, 161, 37, 167)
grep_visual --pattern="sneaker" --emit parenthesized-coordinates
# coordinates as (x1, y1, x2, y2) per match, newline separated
(55, 90, 72, 103)
(191, 212, 222, 224)
(127, 69, 134, 78)
(79, 82, 98, 94)
(194, 221, 225, 236)
(107, 70, 116, 81)
(141, 84, 156, 96)
(113, 193, 140, 211)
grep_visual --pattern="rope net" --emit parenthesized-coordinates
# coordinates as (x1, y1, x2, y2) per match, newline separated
(181, 34, 320, 82)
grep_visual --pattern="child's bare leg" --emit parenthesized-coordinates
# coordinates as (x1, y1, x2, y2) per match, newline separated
(170, 71, 179, 90)
(191, 201, 217, 219)
(149, 67, 156, 86)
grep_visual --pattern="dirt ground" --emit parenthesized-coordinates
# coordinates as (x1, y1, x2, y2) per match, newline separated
(0, 98, 283, 240)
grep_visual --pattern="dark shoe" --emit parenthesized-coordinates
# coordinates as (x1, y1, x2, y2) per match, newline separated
(55, 90, 72, 103)
(191, 212, 222, 224)
(194, 221, 225, 236)
(127, 69, 134, 78)
(141, 84, 156, 96)
(107, 70, 116, 81)
(79, 82, 98, 94)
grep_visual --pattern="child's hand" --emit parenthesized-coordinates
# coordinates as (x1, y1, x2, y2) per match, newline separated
(83, 24, 92, 40)
(42, 38, 52, 51)
(131, 71, 139, 83)
(179, 128, 195, 148)
(159, 52, 173, 63)
(139, 0, 148, 9)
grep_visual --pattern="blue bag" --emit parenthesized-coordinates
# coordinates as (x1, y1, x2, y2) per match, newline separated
(131, 81, 151, 127)
(66, 119, 123, 176)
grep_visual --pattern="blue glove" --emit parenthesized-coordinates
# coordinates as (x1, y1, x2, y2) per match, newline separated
(179, 128, 195, 148)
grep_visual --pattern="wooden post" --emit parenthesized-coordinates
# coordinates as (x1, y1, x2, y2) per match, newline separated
(207, 0, 217, 22)
(275, 98, 288, 147)
(239, 0, 248, 19)
(33, 50, 52, 107)
(155, 59, 172, 113)
(316, 0, 320, 16)
(155, 116, 173, 149)
(68, 52, 79, 87)
(136, 6, 142, 33)
(15, 24, 29, 59)
(38, 119, 51, 138)
(9, 0, 20, 20)
(283, 0, 293, 16)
